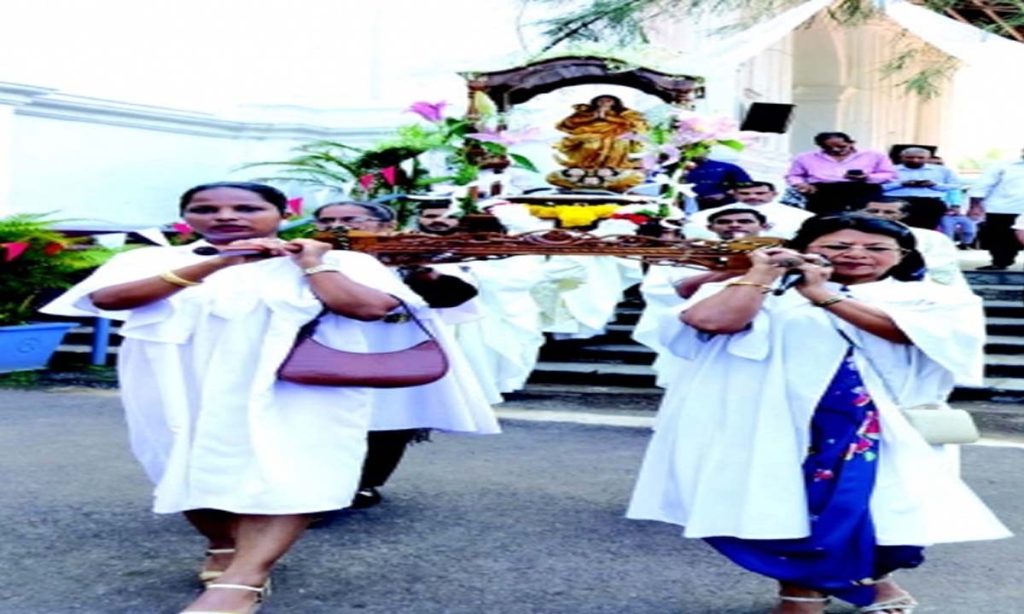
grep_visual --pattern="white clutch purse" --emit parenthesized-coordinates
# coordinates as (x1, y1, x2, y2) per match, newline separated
(901, 403, 980, 445)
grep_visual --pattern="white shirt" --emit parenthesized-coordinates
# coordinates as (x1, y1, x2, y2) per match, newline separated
(969, 160, 1024, 214)
(627, 278, 1010, 544)
(684, 201, 813, 240)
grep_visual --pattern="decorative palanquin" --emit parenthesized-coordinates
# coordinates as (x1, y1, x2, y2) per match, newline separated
(321, 229, 781, 269)
(461, 56, 704, 113)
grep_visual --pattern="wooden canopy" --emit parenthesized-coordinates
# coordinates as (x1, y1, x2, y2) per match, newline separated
(461, 56, 703, 112)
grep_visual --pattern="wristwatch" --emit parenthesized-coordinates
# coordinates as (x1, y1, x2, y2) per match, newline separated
(303, 264, 342, 276)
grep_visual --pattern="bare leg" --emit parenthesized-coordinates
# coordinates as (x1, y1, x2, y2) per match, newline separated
(184, 509, 236, 577)
(772, 582, 829, 614)
(180, 514, 310, 612)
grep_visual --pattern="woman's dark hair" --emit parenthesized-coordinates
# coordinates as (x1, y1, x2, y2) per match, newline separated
(313, 200, 396, 222)
(813, 131, 854, 147)
(589, 95, 626, 113)
(179, 182, 288, 213)
(788, 213, 926, 282)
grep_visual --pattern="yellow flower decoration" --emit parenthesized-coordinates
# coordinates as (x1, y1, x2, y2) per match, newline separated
(525, 204, 622, 228)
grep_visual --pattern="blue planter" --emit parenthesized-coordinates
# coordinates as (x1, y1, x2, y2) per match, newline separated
(0, 322, 77, 373)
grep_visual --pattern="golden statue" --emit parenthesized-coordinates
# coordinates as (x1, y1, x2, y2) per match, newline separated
(547, 95, 648, 192)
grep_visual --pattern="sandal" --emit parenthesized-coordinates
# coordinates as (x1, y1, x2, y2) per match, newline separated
(857, 594, 918, 613)
(181, 581, 270, 614)
(858, 574, 918, 613)
(198, 548, 236, 584)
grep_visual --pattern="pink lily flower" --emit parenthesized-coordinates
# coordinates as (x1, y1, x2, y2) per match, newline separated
(1, 241, 30, 262)
(286, 197, 304, 216)
(407, 101, 448, 123)
(358, 174, 376, 190)
(170, 222, 193, 235)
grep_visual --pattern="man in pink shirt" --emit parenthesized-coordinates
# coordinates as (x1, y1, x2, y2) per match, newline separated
(786, 132, 896, 216)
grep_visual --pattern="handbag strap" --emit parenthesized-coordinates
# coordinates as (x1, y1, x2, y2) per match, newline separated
(298, 298, 438, 341)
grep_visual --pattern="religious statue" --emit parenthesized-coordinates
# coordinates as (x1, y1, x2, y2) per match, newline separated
(547, 95, 648, 192)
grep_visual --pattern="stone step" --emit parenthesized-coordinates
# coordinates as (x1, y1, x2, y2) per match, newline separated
(986, 317, 1024, 336)
(983, 300, 1024, 318)
(973, 285, 1022, 301)
(528, 361, 657, 388)
(540, 342, 655, 365)
(964, 270, 1024, 285)
(986, 335, 1024, 354)
(984, 354, 1024, 378)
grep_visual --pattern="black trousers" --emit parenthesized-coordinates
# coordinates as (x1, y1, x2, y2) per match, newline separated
(979, 213, 1021, 267)
(804, 182, 883, 216)
(900, 197, 948, 230)
(358, 429, 421, 490)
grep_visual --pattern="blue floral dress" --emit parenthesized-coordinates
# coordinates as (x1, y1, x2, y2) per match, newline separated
(705, 351, 924, 606)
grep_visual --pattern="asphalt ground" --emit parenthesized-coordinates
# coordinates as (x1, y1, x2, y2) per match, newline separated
(0, 388, 1021, 614)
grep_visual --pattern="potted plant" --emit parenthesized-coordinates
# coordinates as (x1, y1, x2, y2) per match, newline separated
(0, 214, 113, 373)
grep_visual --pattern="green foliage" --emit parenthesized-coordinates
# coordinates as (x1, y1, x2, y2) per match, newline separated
(0, 214, 115, 326)
(535, 0, 980, 98)
(243, 112, 537, 202)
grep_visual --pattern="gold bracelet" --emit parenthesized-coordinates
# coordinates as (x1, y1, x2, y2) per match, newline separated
(725, 280, 772, 293)
(159, 270, 202, 287)
(812, 295, 845, 307)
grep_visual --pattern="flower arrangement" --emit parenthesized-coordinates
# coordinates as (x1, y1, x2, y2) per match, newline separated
(526, 203, 622, 228)
(244, 99, 537, 222)
(633, 110, 754, 209)
(0, 214, 114, 325)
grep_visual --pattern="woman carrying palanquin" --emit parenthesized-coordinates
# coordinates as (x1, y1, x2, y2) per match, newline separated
(628, 214, 1010, 613)
(44, 182, 420, 614)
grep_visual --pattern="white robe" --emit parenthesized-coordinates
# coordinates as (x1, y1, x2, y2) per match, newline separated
(445, 258, 546, 396)
(627, 278, 1011, 545)
(364, 266, 502, 432)
(632, 264, 702, 388)
(534, 256, 644, 339)
(42, 244, 426, 514)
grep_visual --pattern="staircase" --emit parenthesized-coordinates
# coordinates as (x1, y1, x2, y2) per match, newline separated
(528, 271, 1024, 402)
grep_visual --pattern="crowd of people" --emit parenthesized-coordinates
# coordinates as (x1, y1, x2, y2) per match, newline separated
(36, 132, 1020, 613)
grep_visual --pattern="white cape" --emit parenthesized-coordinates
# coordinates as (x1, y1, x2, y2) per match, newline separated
(43, 244, 431, 514)
(627, 278, 1011, 545)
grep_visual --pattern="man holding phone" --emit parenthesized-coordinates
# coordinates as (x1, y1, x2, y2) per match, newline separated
(786, 131, 896, 216)
(882, 147, 962, 229)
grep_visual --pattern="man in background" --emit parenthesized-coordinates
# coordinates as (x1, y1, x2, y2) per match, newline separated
(856, 199, 966, 287)
(883, 147, 961, 229)
(969, 148, 1024, 270)
(684, 181, 812, 240)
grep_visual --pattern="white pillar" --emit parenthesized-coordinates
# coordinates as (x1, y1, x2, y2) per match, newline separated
(0, 83, 54, 215)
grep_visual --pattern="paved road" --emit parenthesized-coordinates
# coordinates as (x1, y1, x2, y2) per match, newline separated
(0, 388, 1021, 613)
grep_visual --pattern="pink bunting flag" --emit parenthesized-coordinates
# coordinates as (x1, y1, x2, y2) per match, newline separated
(358, 174, 376, 190)
(380, 167, 398, 186)
(286, 197, 304, 216)
(171, 222, 193, 235)
(2, 241, 30, 262)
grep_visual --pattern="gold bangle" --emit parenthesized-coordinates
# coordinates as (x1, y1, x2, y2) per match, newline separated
(725, 280, 772, 293)
(159, 270, 202, 287)
(812, 295, 845, 307)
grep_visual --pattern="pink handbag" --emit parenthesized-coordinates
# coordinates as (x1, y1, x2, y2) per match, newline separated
(277, 304, 448, 388)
